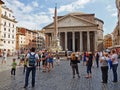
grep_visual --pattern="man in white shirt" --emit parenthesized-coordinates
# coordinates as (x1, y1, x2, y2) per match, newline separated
(24, 47, 39, 88)
(111, 49, 118, 83)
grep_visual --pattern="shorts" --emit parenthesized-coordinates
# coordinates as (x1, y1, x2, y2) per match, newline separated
(42, 60, 47, 66)
(3, 57, 7, 61)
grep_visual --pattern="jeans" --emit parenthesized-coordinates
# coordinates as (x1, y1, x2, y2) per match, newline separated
(71, 64, 79, 75)
(87, 65, 92, 74)
(24, 66, 36, 87)
(96, 58, 99, 68)
(112, 64, 118, 82)
(101, 66, 108, 83)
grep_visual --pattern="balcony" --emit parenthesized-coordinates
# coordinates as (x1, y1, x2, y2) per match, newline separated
(1, 14, 17, 23)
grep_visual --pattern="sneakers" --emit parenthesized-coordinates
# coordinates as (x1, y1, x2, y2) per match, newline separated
(101, 81, 107, 84)
(85, 75, 89, 78)
(32, 85, 35, 88)
(78, 75, 80, 78)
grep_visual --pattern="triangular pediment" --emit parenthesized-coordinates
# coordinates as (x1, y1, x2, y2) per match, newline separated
(45, 15, 97, 28)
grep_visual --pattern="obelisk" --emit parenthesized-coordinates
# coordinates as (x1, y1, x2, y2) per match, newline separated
(50, 4, 62, 52)
(54, 4, 58, 39)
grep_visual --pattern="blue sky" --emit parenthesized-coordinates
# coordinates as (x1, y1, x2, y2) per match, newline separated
(2, 0, 118, 35)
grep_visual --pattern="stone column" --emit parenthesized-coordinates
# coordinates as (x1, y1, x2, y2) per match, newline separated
(94, 31, 97, 51)
(65, 32, 67, 50)
(72, 32, 75, 51)
(87, 31, 90, 51)
(80, 31, 83, 52)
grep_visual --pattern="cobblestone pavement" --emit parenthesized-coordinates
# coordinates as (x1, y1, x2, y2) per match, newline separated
(0, 58, 120, 90)
(0, 56, 20, 72)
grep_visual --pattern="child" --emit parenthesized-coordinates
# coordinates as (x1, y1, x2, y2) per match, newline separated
(11, 58, 17, 76)
(56, 56, 60, 65)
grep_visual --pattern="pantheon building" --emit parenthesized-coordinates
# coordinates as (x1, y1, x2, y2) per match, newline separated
(43, 12, 104, 52)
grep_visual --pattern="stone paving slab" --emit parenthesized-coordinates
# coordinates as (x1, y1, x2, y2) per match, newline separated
(0, 56, 20, 72)
(0, 59, 120, 90)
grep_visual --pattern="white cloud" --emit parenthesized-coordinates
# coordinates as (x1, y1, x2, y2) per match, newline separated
(2, 0, 51, 30)
(22, 5, 33, 13)
(106, 5, 117, 17)
(48, 0, 93, 14)
(32, 1, 39, 7)
(2, 0, 94, 30)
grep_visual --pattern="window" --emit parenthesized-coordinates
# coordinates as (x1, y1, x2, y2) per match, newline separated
(4, 41, 6, 43)
(9, 29, 10, 32)
(9, 14, 11, 17)
(8, 41, 10, 44)
(12, 41, 14, 44)
(4, 34, 6, 38)
(5, 11, 7, 16)
(4, 28, 6, 31)
(8, 34, 10, 38)
(4, 22, 6, 26)
(9, 23, 10, 27)
(12, 35, 14, 39)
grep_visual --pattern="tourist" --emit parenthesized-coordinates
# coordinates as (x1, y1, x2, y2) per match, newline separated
(37, 51, 42, 70)
(70, 52, 80, 78)
(95, 51, 100, 68)
(42, 52, 47, 72)
(85, 52, 93, 78)
(2, 49, 7, 64)
(24, 47, 39, 88)
(100, 52, 109, 83)
(111, 49, 118, 83)
(11, 58, 17, 76)
(47, 53, 54, 72)
(55, 51, 60, 65)
(23, 58, 27, 74)
(83, 52, 86, 66)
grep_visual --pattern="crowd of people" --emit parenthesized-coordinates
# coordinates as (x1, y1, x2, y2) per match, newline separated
(0, 47, 119, 88)
(69, 49, 119, 84)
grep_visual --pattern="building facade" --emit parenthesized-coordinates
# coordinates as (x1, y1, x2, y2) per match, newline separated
(103, 34, 112, 49)
(0, 0, 4, 56)
(16, 28, 25, 51)
(36, 30, 45, 50)
(16, 27, 37, 51)
(44, 12, 104, 52)
(0, 5, 17, 55)
(112, 25, 120, 46)
(116, 0, 120, 46)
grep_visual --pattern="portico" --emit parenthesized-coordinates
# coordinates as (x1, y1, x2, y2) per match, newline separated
(44, 12, 104, 52)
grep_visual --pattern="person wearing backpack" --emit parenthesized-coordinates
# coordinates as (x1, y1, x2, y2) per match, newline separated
(24, 47, 39, 88)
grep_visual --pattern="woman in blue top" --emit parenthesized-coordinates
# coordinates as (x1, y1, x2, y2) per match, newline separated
(83, 52, 86, 66)
(47, 53, 54, 72)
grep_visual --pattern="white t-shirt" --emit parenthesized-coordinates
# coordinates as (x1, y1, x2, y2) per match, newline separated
(111, 54, 118, 64)
(100, 56, 109, 67)
(3, 51, 7, 57)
